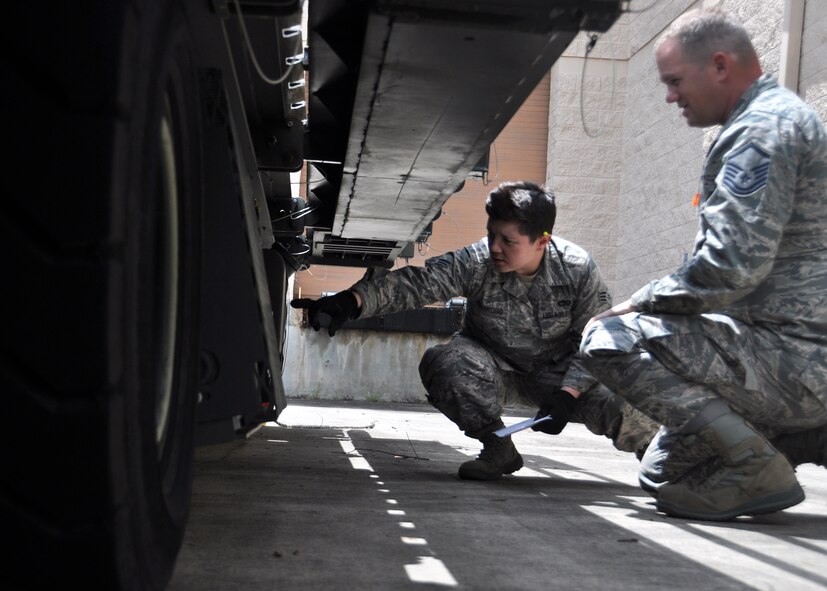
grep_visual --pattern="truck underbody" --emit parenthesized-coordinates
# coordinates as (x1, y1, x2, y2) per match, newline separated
(2, 1, 622, 588)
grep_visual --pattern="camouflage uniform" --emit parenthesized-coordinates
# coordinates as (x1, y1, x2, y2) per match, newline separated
(581, 75, 827, 463)
(351, 236, 658, 454)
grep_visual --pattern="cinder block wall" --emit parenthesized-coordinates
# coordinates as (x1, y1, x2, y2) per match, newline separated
(547, 15, 631, 294)
(616, 0, 709, 301)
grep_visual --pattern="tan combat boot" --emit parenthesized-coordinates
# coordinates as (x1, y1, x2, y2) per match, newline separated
(656, 402, 804, 521)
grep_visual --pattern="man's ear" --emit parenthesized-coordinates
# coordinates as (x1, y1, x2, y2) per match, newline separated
(537, 233, 552, 249)
(711, 51, 730, 80)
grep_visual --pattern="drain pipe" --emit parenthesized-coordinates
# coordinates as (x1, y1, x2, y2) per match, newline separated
(779, 0, 805, 93)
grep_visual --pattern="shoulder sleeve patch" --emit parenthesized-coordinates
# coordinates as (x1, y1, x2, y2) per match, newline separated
(721, 142, 771, 197)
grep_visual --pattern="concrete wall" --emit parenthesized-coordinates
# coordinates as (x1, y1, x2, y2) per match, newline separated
(283, 308, 447, 402)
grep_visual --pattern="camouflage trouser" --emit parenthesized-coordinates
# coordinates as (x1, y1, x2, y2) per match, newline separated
(773, 425, 827, 468)
(418, 334, 657, 455)
(580, 312, 827, 437)
(582, 312, 827, 481)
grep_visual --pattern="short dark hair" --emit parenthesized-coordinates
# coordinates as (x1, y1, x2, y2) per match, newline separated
(485, 181, 556, 241)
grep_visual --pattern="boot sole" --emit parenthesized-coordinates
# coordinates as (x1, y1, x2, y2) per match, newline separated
(656, 484, 805, 521)
(458, 455, 524, 481)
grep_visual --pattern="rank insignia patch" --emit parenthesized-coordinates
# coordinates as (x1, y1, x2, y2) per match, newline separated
(721, 142, 770, 197)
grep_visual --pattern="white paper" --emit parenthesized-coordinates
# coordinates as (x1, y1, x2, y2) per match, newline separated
(494, 415, 552, 437)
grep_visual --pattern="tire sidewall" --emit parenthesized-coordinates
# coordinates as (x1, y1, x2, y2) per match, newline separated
(110, 1, 202, 587)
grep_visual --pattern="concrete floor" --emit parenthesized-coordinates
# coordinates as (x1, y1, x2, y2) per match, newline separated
(169, 400, 827, 590)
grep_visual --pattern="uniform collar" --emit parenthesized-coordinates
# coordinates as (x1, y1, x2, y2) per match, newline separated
(723, 74, 777, 130)
(539, 240, 573, 287)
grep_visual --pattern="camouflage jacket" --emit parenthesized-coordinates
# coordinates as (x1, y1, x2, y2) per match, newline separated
(350, 236, 612, 392)
(631, 75, 827, 356)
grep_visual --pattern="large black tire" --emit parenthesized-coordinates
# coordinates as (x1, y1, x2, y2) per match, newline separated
(1, 2, 202, 588)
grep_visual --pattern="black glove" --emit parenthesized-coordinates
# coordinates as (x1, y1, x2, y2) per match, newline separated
(531, 389, 578, 435)
(290, 291, 360, 336)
